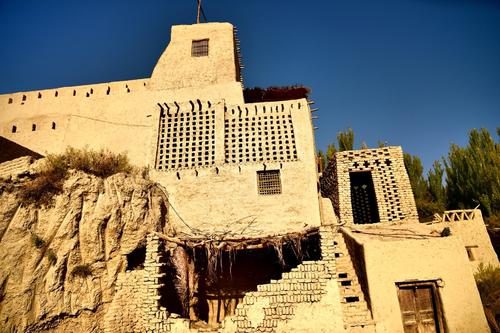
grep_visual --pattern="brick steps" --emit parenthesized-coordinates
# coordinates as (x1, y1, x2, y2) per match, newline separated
(331, 232, 374, 331)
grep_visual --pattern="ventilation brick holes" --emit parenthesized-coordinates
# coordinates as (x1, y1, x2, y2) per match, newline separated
(224, 109, 298, 164)
(192, 39, 209, 57)
(32, 124, 36, 131)
(12, 125, 17, 133)
(257, 170, 282, 195)
(156, 106, 216, 170)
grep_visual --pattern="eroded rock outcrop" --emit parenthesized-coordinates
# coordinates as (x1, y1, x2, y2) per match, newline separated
(0, 171, 168, 332)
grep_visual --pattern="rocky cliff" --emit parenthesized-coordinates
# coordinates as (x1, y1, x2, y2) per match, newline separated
(0, 171, 168, 332)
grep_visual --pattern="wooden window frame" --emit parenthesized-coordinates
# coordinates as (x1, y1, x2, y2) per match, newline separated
(465, 245, 479, 261)
(396, 280, 447, 333)
(192, 39, 209, 57)
(257, 170, 282, 195)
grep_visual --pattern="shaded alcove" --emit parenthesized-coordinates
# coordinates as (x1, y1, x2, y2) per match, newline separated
(158, 232, 321, 327)
(349, 171, 380, 224)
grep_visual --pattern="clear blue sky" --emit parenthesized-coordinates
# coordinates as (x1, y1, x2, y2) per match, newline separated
(0, 0, 498, 172)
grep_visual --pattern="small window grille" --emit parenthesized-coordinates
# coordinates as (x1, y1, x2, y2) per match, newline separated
(257, 170, 282, 195)
(192, 39, 209, 57)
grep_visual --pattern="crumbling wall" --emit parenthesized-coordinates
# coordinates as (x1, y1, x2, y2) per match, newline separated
(0, 156, 34, 178)
(219, 226, 345, 333)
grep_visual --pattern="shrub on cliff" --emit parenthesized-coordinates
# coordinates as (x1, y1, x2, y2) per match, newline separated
(19, 147, 133, 206)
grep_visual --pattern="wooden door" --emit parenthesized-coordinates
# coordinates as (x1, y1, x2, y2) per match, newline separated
(397, 284, 441, 333)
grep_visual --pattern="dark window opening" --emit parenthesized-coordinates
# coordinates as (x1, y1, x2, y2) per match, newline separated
(465, 245, 478, 261)
(350, 171, 380, 224)
(192, 39, 209, 57)
(397, 281, 445, 333)
(11, 125, 17, 133)
(8, 98, 13, 104)
(32, 124, 36, 131)
(52, 122, 56, 130)
(158, 233, 320, 328)
(126, 246, 146, 270)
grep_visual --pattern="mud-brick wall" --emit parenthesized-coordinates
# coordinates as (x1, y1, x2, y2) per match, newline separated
(104, 270, 145, 333)
(321, 146, 418, 225)
(0, 156, 33, 178)
(218, 226, 344, 333)
(103, 234, 169, 333)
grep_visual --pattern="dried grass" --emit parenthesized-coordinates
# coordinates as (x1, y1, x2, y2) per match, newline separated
(475, 263, 500, 328)
(19, 147, 133, 206)
(71, 264, 92, 278)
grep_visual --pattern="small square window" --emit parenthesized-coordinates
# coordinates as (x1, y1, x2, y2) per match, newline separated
(465, 245, 478, 261)
(257, 170, 282, 195)
(192, 39, 209, 57)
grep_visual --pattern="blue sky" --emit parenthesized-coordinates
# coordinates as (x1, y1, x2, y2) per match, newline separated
(0, 0, 499, 172)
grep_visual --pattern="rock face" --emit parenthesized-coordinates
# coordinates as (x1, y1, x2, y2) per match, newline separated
(0, 171, 168, 332)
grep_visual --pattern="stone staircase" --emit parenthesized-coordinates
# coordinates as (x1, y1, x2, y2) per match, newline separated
(332, 232, 376, 333)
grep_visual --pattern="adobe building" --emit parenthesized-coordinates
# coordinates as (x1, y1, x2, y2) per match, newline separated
(0, 20, 498, 333)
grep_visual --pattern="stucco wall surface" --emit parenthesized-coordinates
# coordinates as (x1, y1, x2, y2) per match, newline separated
(150, 98, 320, 236)
(347, 233, 489, 333)
(432, 210, 499, 271)
(150, 22, 242, 94)
(0, 22, 244, 166)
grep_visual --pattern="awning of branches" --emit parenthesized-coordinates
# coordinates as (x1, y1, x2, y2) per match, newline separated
(152, 227, 319, 252)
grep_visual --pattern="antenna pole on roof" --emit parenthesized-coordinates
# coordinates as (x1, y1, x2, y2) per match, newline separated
(197, 0, 201, 24)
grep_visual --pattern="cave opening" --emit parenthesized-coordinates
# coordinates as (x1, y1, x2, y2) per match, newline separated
(126, 246, 146, 271)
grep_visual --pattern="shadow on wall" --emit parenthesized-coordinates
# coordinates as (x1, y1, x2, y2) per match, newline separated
(0, 136, 43, 163)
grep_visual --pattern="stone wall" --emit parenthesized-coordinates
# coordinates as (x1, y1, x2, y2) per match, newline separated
(321, 146, 418, 225)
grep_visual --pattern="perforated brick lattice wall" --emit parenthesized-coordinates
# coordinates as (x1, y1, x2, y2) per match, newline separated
(321, 146, 418, 225)
(224, 106, 298, 163)
(156, 106, 216, 170)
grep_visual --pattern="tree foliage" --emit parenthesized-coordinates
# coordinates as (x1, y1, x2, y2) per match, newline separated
(337, 128, 355, 152)
(444, 128, 500, 217)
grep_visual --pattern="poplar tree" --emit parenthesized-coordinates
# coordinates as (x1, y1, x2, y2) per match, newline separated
(445, 128, 500, 217)
(337, 128, 354, 151)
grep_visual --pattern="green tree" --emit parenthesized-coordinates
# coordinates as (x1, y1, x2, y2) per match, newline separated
(317, 150, 326, 173)
(377, 140, 387, 148)
(427, 160, 446, 211)
(404, 153, 427, 201)
(326, 143, 337, 162)
(445, 128, 500, 217)
(337, 128, 354, 151)
(404, 153, 442, 219)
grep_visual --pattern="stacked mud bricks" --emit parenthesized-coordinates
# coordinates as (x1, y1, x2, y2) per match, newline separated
(143, 234, 170, 333)
(321, 146, 418, 225)
(104, 270, 145, 332)
(226, 227, 337, 333)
